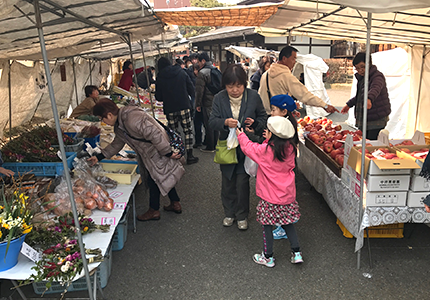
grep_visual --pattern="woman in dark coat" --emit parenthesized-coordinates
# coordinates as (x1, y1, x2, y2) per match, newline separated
(209, 64, 267, 230)
(341, 52, 391, 140)
(250, 56, 274, 91)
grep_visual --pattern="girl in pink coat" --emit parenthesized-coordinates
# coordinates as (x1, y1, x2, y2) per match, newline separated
(236, 114, 302, 268)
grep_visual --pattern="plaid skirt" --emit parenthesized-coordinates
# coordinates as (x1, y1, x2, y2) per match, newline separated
(256, 199, 301, 225)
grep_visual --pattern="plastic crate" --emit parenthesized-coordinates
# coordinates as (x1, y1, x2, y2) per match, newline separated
(336, 219, 404, 239)
(100, 163, 137, 185)
(2, 152, 77, 177)
(65, 133, 100, 149)
(32, 243, 112, 294)
(112, 205, 130, 251)
(101, 151, 139, 174)
(52, 138, 84, 152)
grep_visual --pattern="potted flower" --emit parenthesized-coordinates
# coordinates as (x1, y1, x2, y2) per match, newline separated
(0, 186, 35, 271)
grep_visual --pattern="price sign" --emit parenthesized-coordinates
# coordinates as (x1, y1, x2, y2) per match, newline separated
(101, 217, 116, 226)
(119, 150, 128, 157)
(21, 242, 41, 262)
(109, 191, 123, 198)
(114, 202, 126, 210)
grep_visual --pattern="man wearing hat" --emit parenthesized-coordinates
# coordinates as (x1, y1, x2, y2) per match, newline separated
(258, 46, 338, 116)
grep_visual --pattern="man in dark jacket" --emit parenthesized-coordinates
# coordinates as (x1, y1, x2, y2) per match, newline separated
(155, 57, 199, 164)
(137, 67, 155, 90)
(195, 52, 219, 152)
(341, 52, 391, 140)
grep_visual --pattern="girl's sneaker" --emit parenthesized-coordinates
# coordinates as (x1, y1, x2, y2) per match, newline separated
(291, 252, 304, 264)
(273, 226, 288, 240)
(253, 252, 275, 268)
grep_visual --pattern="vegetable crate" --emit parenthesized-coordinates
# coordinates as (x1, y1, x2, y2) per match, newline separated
(2, 152, 77, 177)
(101, 151, 139, 174)
(32, 243, 113, 294)
(100, 163, 137, 185)
(64, 133, 100, 149)
(113, 205, 130, 251)
(336, 219, 404, 238)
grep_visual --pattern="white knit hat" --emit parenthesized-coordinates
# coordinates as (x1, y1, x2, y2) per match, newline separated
(267, 116, 295, 139)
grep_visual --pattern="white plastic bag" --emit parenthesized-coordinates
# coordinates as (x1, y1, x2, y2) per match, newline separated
(226, 121, 240, 150)
(244, 156, 258, 177)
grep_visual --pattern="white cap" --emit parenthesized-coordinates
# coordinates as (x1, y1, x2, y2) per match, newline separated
(267, 116, 295, 139)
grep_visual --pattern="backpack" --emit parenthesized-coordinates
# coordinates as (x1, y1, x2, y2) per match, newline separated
(124, 118, 185, 157)
(205, 66, 223, 95)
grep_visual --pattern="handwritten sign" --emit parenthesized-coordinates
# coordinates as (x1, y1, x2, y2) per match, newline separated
(109, 191, 123, 199)
(21, 242, 41, 262)
(101, 217, 116, 226)
(114, 202, 126, 210)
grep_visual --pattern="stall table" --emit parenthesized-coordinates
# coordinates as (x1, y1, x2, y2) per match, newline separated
(297, 142, 430, 251)
(0, 175, 140, 299)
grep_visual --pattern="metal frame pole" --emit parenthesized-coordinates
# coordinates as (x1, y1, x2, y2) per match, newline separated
(8, 60, 12, 137)
(32, 1, 94, 298)
(413, 45, 427, 132)
(72, 57, 79, 106)
(125, 34, 141, 106)
(89, 58, 93, 85)
(357, 12, 372, 270)
(139, 40, 155, 118)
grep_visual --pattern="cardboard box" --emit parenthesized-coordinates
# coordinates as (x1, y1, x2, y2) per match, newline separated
(366, 175, 410, 192)
(389, 131, 426, 147)
(394, 144, 429, 175)
(407, 191, 428, 207)
(347, 146, 419, 176)
(365, 191, 407, 207)
(409, 175, 430, 192)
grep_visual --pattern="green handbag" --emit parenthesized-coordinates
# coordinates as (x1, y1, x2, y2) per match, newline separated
(214, 139, 238, 164)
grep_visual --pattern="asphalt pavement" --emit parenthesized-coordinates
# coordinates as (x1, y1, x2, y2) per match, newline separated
(2, 86, 430, 299)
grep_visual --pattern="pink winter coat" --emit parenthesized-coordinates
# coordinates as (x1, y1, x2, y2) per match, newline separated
(237, 132, 296, 205)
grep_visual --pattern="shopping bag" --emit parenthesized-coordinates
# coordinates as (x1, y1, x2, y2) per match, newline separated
(226, 126, 239, 150)
(214, 140, 238, 164)
(244, 156, 258, 177)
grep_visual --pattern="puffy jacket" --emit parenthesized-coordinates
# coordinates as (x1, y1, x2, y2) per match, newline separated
(258, 63, 326, 115)
(101, 106, 184, 196)
(195, 61, 215, 108)
(346, 64, 391, 122)
(155, 64, 194, 114)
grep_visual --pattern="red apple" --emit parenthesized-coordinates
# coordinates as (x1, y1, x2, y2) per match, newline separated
(315, 124, 323, 131)
(355, 130, 362, 136)
(335, 154, 345, 166)
(304, 116, 311, 122)
(330, 149, 340, 159)
(352, 135, 360, 141)
(400, 148, 411, 153)
(300, 120, 308, 127)
(324, 142, 333, 153)
(334, 133, 343, 140)
(309, 133, 319, 142)
(334, 125, 342, 131)
(333, 141, 343, 149)
(325, 124, 333, 131)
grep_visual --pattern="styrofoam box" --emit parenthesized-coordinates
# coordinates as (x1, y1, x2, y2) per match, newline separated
(367, 163, 413, 176)
(409, 175, 430, 192)
(365, 191, 407, 207)
(366, 175, 410, 192)
(407, 191, 428, 207)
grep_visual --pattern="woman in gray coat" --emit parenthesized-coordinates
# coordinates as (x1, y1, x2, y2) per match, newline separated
(88, 99, 185, 221)
(209, 64, 267, 230)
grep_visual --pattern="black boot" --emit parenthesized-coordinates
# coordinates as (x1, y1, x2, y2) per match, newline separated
(186, 149, 199, 165)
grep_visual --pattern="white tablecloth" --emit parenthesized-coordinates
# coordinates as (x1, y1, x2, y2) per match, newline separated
(0, 175, 140, 281)
(297, 142, 430, 251)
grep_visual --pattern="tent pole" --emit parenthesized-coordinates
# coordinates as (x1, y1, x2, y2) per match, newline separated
(139, 40, 155, 118)
(72, 57, 79, 106)
(358, 12, 372, 270)
(8, 60, 12, 138)
(125, 34, 142, 106)
(89, 59, 93, 85)
(413, 45, 426, 132)
(32, 2, 95, 299)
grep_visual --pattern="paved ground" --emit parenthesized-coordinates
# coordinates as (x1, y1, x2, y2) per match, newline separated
(2, 86, 430, 299)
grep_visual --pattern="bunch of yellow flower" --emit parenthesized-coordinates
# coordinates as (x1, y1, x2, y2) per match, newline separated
(1, 187, 35, 246)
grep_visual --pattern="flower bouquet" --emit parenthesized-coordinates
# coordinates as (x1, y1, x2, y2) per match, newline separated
(26, 212, 110, 248)
(22, 239, 103, 297)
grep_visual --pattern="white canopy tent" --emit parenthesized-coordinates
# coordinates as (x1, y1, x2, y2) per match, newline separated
(225, 45, 331, 118)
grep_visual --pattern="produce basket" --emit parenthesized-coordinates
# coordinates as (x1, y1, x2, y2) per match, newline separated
(101, 151, 139, 173)
(64, 133, 100, 148)
(99, 163, 137, 184)
(2, 152, 77, 177)
(336, 219, 404, 238)
(32, 242, 112, 294)
(52, 138, 84, 152)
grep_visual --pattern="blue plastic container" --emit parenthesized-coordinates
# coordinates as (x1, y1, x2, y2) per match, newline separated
(84, 135, 100, 148)
(112, 205, 130, 251)
(2, 152, 77, 177)
(0, 234, 27, 271)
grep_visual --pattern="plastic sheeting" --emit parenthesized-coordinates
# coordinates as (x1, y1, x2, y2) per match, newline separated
(295, 54, 331, 119)
(346, 48, 411, 139)
(0, 58, 111, 137)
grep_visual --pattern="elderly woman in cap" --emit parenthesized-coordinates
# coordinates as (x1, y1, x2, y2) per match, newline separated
(209, 64, 267, 230)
